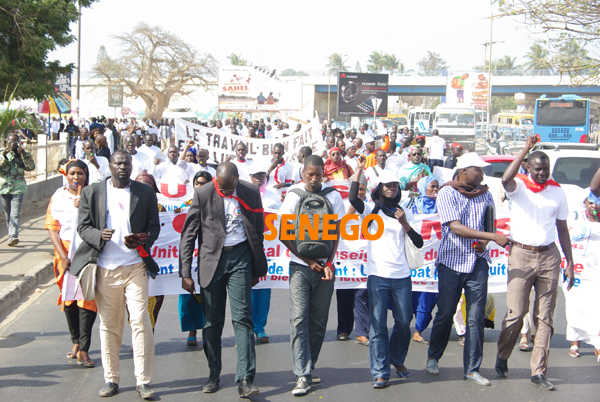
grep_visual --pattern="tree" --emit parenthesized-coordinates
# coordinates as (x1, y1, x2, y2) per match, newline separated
(280, 69, 308, 77)
(418, 51, 448, 76)
(93, 23, 217, 119)
(227, 53, 247, 66)
(0, 0, 97, 101)
(491, 96, 517, 115)
(495, 55, 520, 71)
(367, 51, 386, 72)
(499, 0, 600, 83)
(0, 83, 43, 141)
(522, 43, 553, 74)
(326, 53, 349, 74)
(383, 54, 404, 76)
(355, 61, 362, 72)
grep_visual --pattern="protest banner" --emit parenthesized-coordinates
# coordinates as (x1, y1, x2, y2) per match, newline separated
(175, 118, 325, 166)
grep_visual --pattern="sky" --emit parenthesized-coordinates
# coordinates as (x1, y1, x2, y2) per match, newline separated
(48, 0, 538, 75)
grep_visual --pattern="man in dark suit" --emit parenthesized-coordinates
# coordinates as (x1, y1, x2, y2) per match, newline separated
(72, 150, 160, 399)
(179, 162, 267, 398)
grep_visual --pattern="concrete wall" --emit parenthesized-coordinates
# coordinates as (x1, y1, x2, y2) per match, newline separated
(0, 175, 62, 215)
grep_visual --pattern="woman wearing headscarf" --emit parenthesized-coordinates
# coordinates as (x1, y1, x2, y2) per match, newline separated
(350, 155, 424, 388)
(397, 145, 431, 194)
(178, 170, 211, 346)
(45, 159, 97, 367)
(402, 175, 442, 345)
(323, 146, 354, 182)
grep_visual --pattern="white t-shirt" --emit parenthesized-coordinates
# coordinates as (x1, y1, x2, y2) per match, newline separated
(507, 178, 569, 246)
(130, 151, 153, 178)
(278, 183, 346, 266)
(83, 156, 110, 184)
(138, 144, 161, 163)
(266, 160, 293, 191)
(386, 152, 407, 171)
(356, 202, 416, 279)
(425, 136, 446, 160)
(98, 182, 143, 270)
(223, 191, 247, 247)
(153, 159, 194, 184)
(291, 162, 303, 183)
(232, 159, 255, 182)
(345, 156, 358, 171)
(188, 163, 216, 178)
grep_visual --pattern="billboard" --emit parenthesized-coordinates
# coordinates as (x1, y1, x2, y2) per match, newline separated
(109, 86, 124, 107)
(446, 71, 491, 108)
(218, 66, 280, 112)
(337, 72, 389, 117)
(51, 73, 72, 113)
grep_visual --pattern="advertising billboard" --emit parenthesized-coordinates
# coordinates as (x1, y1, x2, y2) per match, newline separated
(218, 66, 280, 112)
(337, 72, 389, 117)
(446, 71, 491, 108)
(108, 86, 124, 107)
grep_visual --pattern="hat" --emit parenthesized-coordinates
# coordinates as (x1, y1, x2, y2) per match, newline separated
(451, 142, 463, 149)
(587, 189, 600, 206)
(349, 173, 367, 187)
(328, 146, 341, 155)
(345, 139, 356, 150)
(456, 153, 490, 169)
(416, 135, 426, 140)
(358, 134, 374, 144)
(377, 170, 399, 185)
(248, 163, 267, 176)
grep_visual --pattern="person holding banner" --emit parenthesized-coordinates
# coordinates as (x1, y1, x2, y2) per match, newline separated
(426, 152, 510, 386)
(496, 136, 575, 391)
(350, 155, 424, 389)
(179, 162, 267, 398)
(46, 160, 97, 368)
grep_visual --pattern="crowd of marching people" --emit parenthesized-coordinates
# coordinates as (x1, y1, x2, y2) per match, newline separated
(2, 114, 599, 399)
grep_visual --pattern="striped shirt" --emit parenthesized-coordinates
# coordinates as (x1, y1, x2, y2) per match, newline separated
(436, 186, 494, 273)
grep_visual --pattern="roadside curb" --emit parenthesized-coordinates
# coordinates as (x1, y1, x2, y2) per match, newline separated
(0, 259, 54, 316)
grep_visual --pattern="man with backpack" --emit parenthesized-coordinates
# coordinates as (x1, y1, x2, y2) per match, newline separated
(278, 155, 346, 396)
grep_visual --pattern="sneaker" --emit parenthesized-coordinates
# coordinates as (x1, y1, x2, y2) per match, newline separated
(311, 374, 320, 384)
(292, 377, 311, 396)
(426, 358, 439, 375)
(7, 237, 19, 247)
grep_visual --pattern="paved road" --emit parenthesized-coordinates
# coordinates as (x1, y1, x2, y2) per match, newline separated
(0, 273, 598, 401)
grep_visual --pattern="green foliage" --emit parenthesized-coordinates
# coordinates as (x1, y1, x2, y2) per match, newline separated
(326, 53, 349, 74)
(0, 83, 44, 140)
(227, 53, 248, 66)
(418, 51, 448, 75)
(0, 0, 97, 101)
(491, 96, 517, 115)
(367, 51, 403, 75)
(280, 69, 308, 77)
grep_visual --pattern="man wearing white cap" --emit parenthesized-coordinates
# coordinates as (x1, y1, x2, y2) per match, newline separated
(427, 152, 510, 386)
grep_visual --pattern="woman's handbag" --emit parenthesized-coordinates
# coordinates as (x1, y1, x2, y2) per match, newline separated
(404, 231, 425, 269)
(76, 248, 99, 301)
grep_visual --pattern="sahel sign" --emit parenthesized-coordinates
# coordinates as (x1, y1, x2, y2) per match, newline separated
(218, 66, 280, 112)
(337, 72, 389, 117)
(108, 86, 124, 107)
(446, 71, 491, 108)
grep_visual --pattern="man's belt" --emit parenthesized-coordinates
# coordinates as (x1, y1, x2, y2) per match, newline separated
(511, 241, 552, 252)
(222, 240, 247, 251)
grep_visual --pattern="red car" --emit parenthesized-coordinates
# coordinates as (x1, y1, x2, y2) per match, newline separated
(480, 155, 516, 179)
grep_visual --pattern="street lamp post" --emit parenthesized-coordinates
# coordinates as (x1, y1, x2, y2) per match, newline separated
(76, 1, 81, 121)
(327, 54, 347, 124)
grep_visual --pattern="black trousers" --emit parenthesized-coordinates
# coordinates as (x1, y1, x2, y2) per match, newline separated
(64, 303, 97, 352)
(336, 289, 356, 336)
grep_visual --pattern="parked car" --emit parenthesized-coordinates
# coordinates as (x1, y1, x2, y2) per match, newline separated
(532, 143, 600, 188)
(480, 155, 516, 178)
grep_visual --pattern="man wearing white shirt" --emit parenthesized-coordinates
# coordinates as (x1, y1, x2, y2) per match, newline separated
(364, 149, 395, 194)
(153, 146, 194, 185)
(424, 130, 447, 171)
(344, 141, 358, 171)
(71, 128, 89, 160)
(386, 142, 407, 172)
(195, 148, 217, 177)
(265, 143, 292, 192)
(291, 146, 312, 183)
(124, 135, 153, 178)
(231, 143, 255, 182)
(81, 139, 110, 183)
(138, 134, 162, 165)
(50, 117, 60, 141)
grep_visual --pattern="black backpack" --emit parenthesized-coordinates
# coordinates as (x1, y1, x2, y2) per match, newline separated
(289, 186, 337, 259)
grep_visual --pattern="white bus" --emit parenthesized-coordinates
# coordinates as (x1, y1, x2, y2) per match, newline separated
(433, 103, 477, 150)
(407, 108, 436, 134)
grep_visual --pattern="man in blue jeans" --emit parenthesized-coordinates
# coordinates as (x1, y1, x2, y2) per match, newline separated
(1, 134, 36, 246)
(426, 153, 510, 386)
(279, 155, 345, 396)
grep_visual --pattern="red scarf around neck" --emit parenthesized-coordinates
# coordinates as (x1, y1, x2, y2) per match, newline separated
(516, 173, 560, 193)
(212, 178, 264, 213)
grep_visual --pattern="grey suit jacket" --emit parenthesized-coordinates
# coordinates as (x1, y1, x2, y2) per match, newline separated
(71, 179, 161, 277)
(179, 180, 268, 288)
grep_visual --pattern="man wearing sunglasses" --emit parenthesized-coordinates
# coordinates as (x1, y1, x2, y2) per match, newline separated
(0, 134, 36, 246)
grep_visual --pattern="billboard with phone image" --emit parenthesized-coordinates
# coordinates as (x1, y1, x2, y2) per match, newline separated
(337, 72, 388, 117)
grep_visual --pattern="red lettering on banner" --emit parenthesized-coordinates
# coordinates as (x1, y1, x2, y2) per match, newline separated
(574, 263, 584, 273)
(496, 218, 511, 232)
(160, 183, 187, 198)
(421, 220, 442, 240)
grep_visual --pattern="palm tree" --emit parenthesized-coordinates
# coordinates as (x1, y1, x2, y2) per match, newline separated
(495, 55, 520, 72)
(1, 83, 42, 141)
(522, 43, 553, 75)
(227, 53, 247, 66)
(383, 54, 404, 76)
(367, 51, 386, 72)
(556, 39, 590, 73)
(326, 53, 349, 74)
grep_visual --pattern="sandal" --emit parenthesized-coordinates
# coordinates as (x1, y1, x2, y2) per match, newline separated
(458, 336, 465, 347)
(519, 338, 531, 352)
(66, 350, 78, 359)
(412, 334, 430, 345)
(569, 345, 580, 358)
(187, 337, 197, 346)
(78, 357, 95, 368)
(394, 365, 409, 379)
